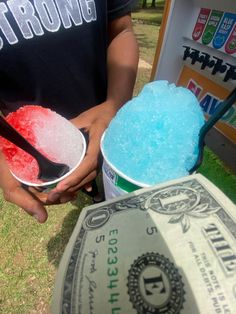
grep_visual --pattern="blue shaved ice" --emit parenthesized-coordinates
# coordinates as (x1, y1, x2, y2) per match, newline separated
(102, 80, 205, 186)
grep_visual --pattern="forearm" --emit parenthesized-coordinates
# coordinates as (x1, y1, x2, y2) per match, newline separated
(106, 16, 139, 113)
(73, 18, 139, 143)
(59, 16, 138, 193)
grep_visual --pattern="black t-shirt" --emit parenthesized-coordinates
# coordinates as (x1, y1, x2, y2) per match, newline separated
(0, 0, 134, 119)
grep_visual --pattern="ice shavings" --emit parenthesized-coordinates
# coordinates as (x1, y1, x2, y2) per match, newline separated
(102, 80, 205, 185)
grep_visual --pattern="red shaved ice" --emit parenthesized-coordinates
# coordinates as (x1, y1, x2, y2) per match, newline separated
(0, 105, 86, 185)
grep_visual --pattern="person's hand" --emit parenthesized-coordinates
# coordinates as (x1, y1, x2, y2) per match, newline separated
(47, 13, 138, 203)
(47, 101, 117, 202)
(0, 101, 115, 221)
(0, 153, 77, 222)
(0, 165, 48, 222)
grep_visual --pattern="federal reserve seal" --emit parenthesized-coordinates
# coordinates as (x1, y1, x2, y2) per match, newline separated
(127, 252, 185, 313)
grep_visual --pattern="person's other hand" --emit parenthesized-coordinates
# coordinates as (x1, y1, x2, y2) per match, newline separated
(0, 154, 77, 222)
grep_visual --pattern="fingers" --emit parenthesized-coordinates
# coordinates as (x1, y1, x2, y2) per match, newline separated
(59, 168, 97, 193)
(47, 116, 104, 200)
(47, 164, 97, 203)
(59, 192, 77, 203)
(4, 185, 48, 223)
(52, 153, 98, 192)
(47, 170, 97, 203)
(27, 186, 76, 205)
(46, 191, 77, 203)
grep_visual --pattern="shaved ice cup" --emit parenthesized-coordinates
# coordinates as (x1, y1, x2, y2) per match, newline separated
(10, 128, 86, 190)
(100, 80, 205, 200)
(101, 133, 149, 200)
(1, 106, 87, 190)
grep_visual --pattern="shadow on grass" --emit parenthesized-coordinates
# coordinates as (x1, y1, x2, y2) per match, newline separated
(135, 32, 157, 50)
(133, 17, 163, 26)
(47, 175, 104, 267)
(47, 208, 80, 268)
(132, 7, 164, 25)
(47, 193, 93, 268)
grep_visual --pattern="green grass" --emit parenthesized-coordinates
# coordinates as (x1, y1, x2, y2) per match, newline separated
(0, 4, 235, 314)
(132, 0, 165, 25)
(133, 21, 159, 64)
(132, 21, 160, 96)
(132, 9, 163, 25)
(0, 191, 92, 313)
(198, 148, 236, 203)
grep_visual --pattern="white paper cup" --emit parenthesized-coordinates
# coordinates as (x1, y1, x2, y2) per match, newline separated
(11, 129, 86, 190)
(100, 132, 149, 200)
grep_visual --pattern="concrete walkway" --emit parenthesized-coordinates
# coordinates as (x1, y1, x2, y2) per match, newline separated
(138, 58, 152, 69)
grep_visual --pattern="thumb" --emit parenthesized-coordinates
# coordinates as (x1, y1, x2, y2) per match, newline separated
(4, 186, 48, 223)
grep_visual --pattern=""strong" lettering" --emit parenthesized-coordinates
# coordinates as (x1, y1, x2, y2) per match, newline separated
(0, 0, 97, 50)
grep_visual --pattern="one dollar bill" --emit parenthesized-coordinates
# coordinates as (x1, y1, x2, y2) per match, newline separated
(52, 174, 236, 314)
